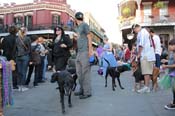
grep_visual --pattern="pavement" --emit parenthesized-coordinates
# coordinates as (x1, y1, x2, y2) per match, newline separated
(4, 66, 175, 116)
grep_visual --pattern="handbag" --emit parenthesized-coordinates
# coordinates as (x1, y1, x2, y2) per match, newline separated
(19, 37, 28, 51)
(89, 55, 98, 65)
(30, 45, 41, 65)
(97, 68, 103, 75)
(159, 74, 171, 90)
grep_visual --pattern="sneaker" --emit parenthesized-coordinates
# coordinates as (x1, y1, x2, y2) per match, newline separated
(74, 91, 83, 96)
(13, 86, 19, 90)
(137, 86, 150, 93)
(164, 103, 175, 110)
(38, 80, 45, 83)
(21, 86, 29, 92)
(33, 83, 39, 87)
(79, 94, 92, 99)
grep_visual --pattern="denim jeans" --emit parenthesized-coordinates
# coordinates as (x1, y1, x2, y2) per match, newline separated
(42, 56, 48, 80)
(16, 54, 29, 85)
(38, 56, 45, 82)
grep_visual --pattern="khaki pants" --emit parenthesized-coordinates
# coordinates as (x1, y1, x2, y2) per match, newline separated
(76, 51, 91, 95)
(141, 56, 154, 75)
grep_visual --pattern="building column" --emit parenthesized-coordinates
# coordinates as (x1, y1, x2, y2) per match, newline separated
(135, 0, 142, 23)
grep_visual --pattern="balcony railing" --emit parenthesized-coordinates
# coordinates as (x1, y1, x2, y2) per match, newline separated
(142, 15, 175, 25)
(119, 14, 175, 30)
(0, 23, 74, 33)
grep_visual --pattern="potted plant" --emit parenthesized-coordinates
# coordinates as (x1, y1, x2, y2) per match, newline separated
(122, 7, 131, 18)
(154, 1, 164, 9)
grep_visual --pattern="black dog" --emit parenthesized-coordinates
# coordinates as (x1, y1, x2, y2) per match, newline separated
(50, 69, 77, 114)
(67, 68, 78, 91)
(104, 58, 130, 91)
(105, 65, 130, 91)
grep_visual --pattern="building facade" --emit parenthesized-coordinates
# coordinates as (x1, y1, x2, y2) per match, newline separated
(118, 0, 175, 49)
(0, 1, 105, 47)
(84, 12, 105, 46)
(0, 0, 75, 33)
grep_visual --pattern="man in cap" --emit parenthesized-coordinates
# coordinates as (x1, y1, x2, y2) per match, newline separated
(74, 12, 92, 99)
(132, 24, 155, 93)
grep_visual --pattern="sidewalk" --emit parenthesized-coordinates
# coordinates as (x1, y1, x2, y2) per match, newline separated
(4, 66, 175, 116)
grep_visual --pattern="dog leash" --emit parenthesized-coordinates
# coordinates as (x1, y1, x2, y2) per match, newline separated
(103, 58, 110, 67)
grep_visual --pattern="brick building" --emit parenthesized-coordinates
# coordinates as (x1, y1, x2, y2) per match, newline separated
(118, 0, 175, 49)
(0, 0, 75, 34)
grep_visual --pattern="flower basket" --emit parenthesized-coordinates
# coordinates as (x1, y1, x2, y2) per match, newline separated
(154, 1, 164, 9)
(122, 7, 131, 18)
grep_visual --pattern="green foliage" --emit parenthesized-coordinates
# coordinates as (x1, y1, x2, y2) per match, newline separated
(154, 1, 165, 9)
(122, 7, 131, 18)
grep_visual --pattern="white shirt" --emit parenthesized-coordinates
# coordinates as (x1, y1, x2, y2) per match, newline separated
(153, 34, 162, 55)
(137, 28, 155, 61)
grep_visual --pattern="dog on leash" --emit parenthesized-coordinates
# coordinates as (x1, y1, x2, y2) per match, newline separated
(105, 65, 130, 91)
(131, 59, 160, 92)
(104, 58, 130, 91)
(131, 60, 144, 91)
(50, 69, 77, 114)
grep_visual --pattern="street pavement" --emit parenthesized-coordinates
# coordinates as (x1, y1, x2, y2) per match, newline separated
(4, 66, 175, 116)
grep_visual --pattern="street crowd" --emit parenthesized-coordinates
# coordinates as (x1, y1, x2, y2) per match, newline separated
(0, 12, 175, 111)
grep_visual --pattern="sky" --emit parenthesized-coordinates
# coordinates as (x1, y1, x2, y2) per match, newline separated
(1, 0, 122, 44)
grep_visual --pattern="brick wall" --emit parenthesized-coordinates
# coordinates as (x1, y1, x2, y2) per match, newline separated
(140, 0, 175, 23)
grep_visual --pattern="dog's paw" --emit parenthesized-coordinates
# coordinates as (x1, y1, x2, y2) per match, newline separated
(105, 85, 107, 87)
(69, 104, 72, 108)
(121, 87, 125, 90)
(112, 88, 115, 91)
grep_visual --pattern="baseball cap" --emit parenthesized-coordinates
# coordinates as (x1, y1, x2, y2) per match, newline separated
(131, 24, 140, 31)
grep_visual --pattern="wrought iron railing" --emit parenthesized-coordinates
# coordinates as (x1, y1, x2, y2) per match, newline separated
(0, 23, 74, 33)
(119, 14, 175, 29)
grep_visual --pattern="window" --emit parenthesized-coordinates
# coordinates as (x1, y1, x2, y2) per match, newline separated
(159, 3, 168, 21)
(0, 18, 4, 33)
(143, 4, 152, 23)
(52, 15, 60, 26)
(14, 17, 23, 27)
(24, 15, 33, 30)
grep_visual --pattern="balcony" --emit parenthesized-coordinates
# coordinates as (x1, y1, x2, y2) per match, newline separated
(119, 14, 175, 30)
(118, 16, 135, 30)
(142, 15, 175, 26)
(0, 23, 74, 33)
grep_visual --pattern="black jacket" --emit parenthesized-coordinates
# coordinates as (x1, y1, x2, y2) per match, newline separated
(1, 34, 17, 60)
(52, 35, 73, 57)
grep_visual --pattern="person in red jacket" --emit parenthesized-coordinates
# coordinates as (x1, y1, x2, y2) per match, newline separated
(124, 45, 131, 62)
